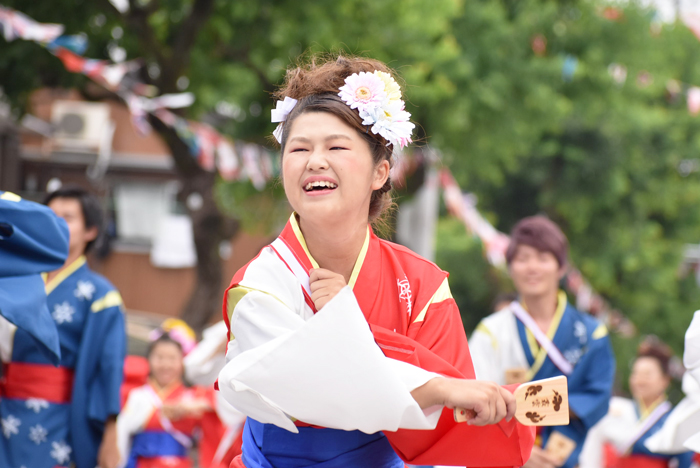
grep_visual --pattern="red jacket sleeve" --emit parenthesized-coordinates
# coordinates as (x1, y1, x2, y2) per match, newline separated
(371, 298, 535, 467)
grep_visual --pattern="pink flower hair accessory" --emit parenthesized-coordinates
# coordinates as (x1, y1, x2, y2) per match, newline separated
(149, 318, 197, 355)
(339, 70, 414, 149)
(270, 71, 414, 149)
(338, 71, 387, 113)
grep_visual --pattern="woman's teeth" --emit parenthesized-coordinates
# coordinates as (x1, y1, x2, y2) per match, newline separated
(304, 181, 338, 191)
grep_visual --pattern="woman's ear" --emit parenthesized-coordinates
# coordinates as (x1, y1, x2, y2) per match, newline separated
(85, 226, 99, 243)
(372, 159, 390, 190)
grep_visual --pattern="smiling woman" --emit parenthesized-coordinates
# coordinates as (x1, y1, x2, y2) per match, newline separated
(217, 55, 536, 468)
(275, 57, 400, 223)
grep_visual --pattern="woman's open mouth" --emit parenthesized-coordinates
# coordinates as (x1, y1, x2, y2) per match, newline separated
(304, 181, 338, 193)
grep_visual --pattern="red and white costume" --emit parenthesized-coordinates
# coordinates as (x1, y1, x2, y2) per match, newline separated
(217, 215, 534, 467)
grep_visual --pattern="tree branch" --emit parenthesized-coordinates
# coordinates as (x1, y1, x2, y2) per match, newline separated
(164, 0, 216, 87)
(148, 114, 203, 175)
(216, 44, 275, 94)
(123, 0, 167, 69)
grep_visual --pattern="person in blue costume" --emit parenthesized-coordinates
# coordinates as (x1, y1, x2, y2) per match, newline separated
(0, 190, 68, 362)
(580, 337, 694, 468)
(470, 216, 616, 468)
(0, 186, 126, 468)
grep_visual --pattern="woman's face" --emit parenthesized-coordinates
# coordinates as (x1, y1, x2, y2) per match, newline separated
(149, 341, 184, 388)
(629, 356, 670, 405)
(282, 111, 389, 226)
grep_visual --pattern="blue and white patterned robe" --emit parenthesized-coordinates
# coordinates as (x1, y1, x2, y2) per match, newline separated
(470, 292, 616, 468)
(0, 256, 126, 468)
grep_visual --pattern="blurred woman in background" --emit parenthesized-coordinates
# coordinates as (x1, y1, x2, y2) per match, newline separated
(117, 319, 227, 468)
(580, 337, 694, 468)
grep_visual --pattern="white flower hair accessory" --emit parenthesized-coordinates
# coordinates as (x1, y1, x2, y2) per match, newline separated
(271, 96, 298, 143)
(338, 70, 414, 149)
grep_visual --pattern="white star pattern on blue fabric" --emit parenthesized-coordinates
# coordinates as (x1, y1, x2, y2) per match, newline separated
(1, 415, 20, 438)
(574, 321, 587, 344)
(51, 302, 75, 325)
(565, 347, 584, 366)
(73, 280, 95, 300)
(25, 398, 49, 413)
(28, 424, 47, 445)
(50, 440, 72, 464)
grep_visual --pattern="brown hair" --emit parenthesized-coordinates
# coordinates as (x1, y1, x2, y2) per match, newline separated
(637, 335, 673, 376)
(505, 216, 569, 267)
(274, 55, 400, 221)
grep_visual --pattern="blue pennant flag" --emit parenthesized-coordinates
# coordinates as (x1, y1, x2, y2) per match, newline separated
(562, 55, 578, 82)
(48, 33, 88, 55)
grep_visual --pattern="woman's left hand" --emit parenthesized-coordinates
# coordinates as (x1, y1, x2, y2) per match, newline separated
(181, 398, 212, 418)
(161, 403, 186, 421)
(309, 268, 347, 310)
(96, 417, 120, 468)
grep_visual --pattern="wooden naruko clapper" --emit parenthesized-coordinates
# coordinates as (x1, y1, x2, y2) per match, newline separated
(453, 375, 569, 426)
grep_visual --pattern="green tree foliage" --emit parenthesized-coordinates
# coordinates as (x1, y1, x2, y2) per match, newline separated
(3, 0, 700, 381)
(428, 2, 700, 350)
(426, 1, 700, 390)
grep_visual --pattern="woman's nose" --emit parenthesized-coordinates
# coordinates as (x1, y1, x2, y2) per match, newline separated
(306, 149, 329, 171)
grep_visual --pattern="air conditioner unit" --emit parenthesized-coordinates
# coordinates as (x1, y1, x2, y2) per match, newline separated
(51, 100, 112, 151)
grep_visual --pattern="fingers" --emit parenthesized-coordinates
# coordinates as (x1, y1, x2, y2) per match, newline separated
(310, 280, 336, 305)
(309, 268, 342, 282)
(527, 447, 558, 468)
(540, 449, 560, 467)
(309, 278, 341, 294)
(500, 386, 517, 422)
(469, 400, 489, 426)
(450, 380, 513, 426)
(494, 388, 507, 422)
(309, 269, 348, 310)
(467, 382, 502, 426)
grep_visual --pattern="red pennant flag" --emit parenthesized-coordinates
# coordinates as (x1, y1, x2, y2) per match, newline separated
(53, 47, 86, 73)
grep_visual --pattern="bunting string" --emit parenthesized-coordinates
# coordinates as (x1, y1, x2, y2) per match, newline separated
(0, 4, 277, 189)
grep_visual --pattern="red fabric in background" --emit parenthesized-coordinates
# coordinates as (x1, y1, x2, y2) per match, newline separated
(603, 442, 619, 468)
(215, 430, 243, 468)
(197, 387, 229, 468)
(135, 456, 191, 468)
(121, 355, 149, 407)
(616, 455, 668, 468)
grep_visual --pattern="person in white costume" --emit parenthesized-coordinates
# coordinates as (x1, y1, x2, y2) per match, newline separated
(117, 321, 230, 468)
(580, 337, 694, 468)
(469, 216, 615, 468)
(184, 320, 246, 463)
(643, 311, 700, 460)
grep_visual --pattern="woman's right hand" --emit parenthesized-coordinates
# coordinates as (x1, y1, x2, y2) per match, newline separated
(523, 446, 560, 468)
(309, 268, 347, 310)
(161, 403, 185, 421)
(411, 377, 516, 426)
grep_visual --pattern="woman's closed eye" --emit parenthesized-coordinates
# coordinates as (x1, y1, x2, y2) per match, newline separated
(330, 146, 349, 151)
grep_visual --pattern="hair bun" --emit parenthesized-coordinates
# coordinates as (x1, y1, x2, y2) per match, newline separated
(378, 177, 392, 194)
(637, 335, 674, 376)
